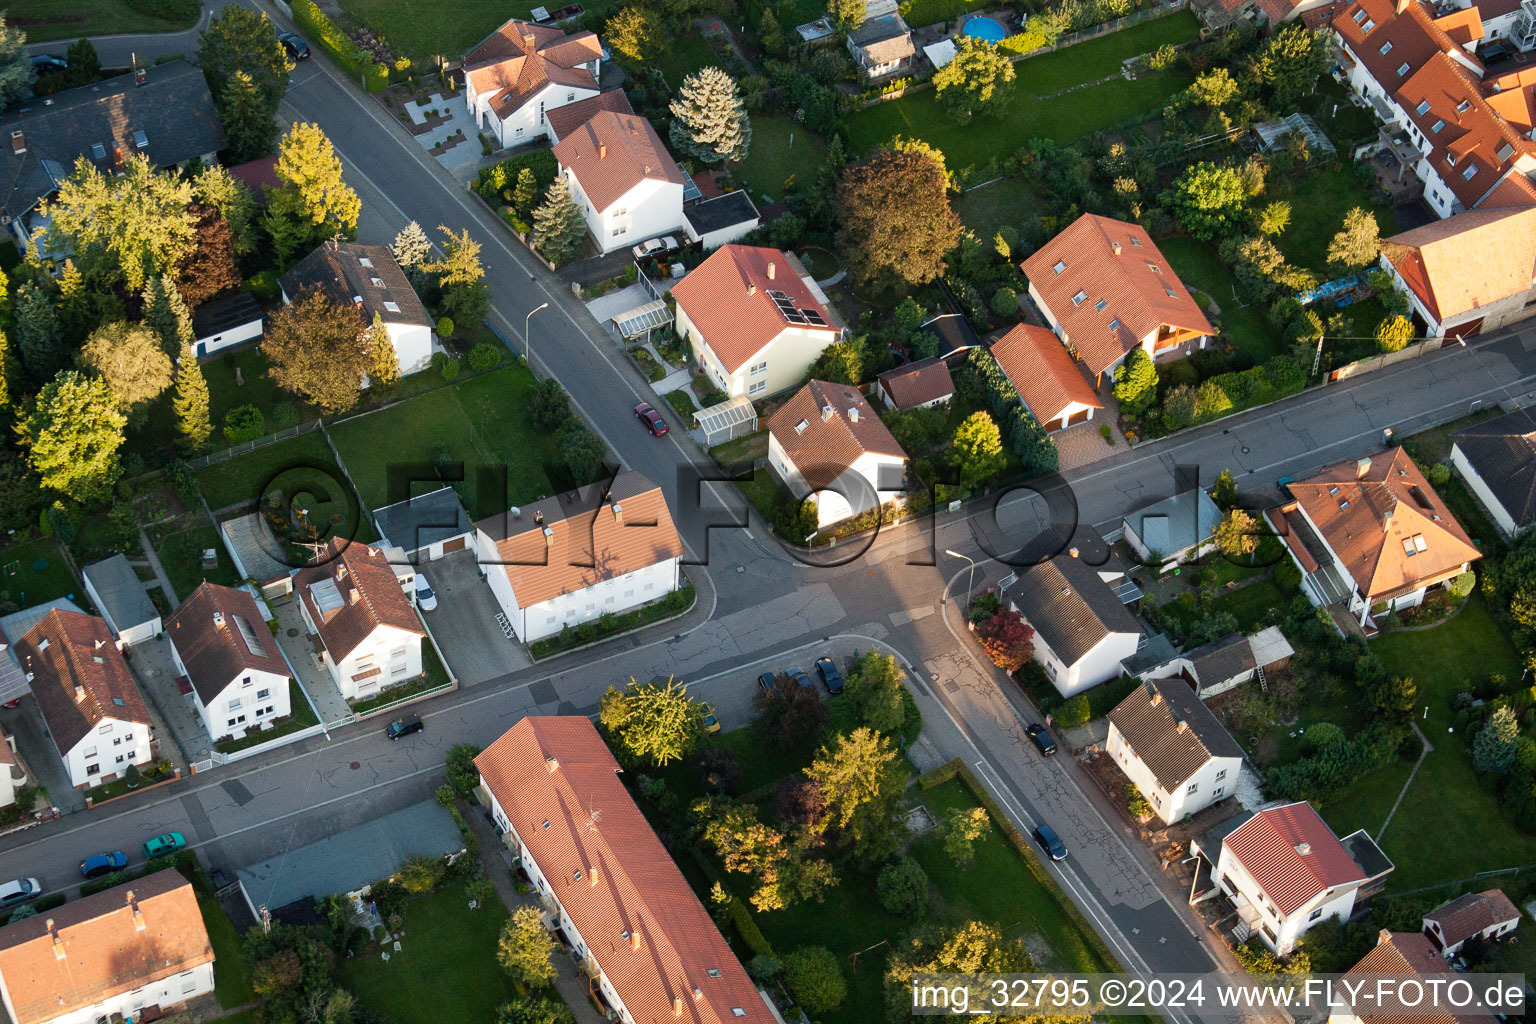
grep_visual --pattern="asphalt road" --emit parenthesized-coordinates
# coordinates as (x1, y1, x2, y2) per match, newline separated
(13, 6, 1536, 1017)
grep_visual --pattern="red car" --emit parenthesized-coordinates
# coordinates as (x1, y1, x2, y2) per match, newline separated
(635, 402, 668, 436)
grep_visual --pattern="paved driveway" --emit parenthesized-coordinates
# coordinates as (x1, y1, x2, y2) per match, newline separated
(0, 697, 83, 814)
(271, 599, 353, 725)
(414, 550, 529, 685)
(128, 638, 212, 764)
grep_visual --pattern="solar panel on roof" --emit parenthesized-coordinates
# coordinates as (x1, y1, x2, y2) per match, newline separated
(768, 290, 809, 324)
(802, 308, 827, 326)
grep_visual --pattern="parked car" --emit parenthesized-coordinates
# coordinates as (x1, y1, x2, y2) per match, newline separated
(1032, 823, 1068, 862)
(79, 852, 129, 879)
(143, 832, 185, 859)
(756, 671, 777, 692)
(814, 657, 844, 695)
(635, 402, 668, 437)
(386, 714, 424, 740)
(414, 573, 438, 612)
(630, 235, 680, 260)
(1026, 723, 1057, 756)
(28, 54, 67, 70)
(786, 667, 813, 689)
(279, 32, 310, 60)
(0, 878, 39, 907)
(701, 702, 721, 735)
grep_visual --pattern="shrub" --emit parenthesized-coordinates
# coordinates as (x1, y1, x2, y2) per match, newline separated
(990, 286, 1019, 317)
(437, 317, 455, 338)
(1448, 570, 1475, 600)
(875, 857, 930, 917)
(291, 0, 370, 78)
(440, 356, 462, 381)
(1125, 783, 1152, 820)
(446, 744, 483, 795)
(1055, 694, 1090, 728)
(222, 404, 265, 445)
(245, 269, 279, 300)
(1428, 463, 1451, 486)
(782, 946, 847, 1014)
(468, 343, 502, 371)
(271, 402, 301, 429)
(475, 149, 560, 204)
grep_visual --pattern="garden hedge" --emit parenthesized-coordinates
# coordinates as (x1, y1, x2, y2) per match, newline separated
(291, 0, 370, 80)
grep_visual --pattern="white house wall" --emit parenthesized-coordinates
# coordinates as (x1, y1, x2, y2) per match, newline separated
(677, 308, 839, 400)
(194, 317, 262, 358)
(473, 80, 599, 148)
(62, 717, 151, 789)
(83, 576, 162, 648)
(0, 961, 216, 1024)
(561, 174, 684, 255)
(1020, 622, 1138, 699)
(1106, 722, 1239, 824)
(1214, 843, 1357, 955)
(519, 559, 680, 642)
(170, 636, 292, 742)
(386, 322, 434, 374)
(331, 624, 423, 701)
(1451, 442, 1522, 536)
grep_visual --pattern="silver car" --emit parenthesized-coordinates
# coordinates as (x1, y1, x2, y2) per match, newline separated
(0, 877, 40, 907)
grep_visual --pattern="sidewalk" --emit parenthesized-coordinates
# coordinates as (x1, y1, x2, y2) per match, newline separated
(462, 799, 609, 1024)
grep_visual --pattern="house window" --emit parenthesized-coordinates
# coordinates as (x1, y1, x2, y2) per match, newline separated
(732, 1011, 747, 1018)
(1212, 786, 1223, 797)
(1152, 792, 1161, 806)
(1352, 7, 1367, 22)
(1129, 237, 1142, 246)
(1052, 260, 1067, 274)
(750, 360, 768, 376)
(1457, 99, 1471, 114)
(1396, 61, 1410, 76)
(1308, 907, 1324, 922)
(384, 301, 400, 312)
(87, 763, 101, 776)
(1187, 782, 1198, 794)
(1163, 286, 1177, 298)
(1108, 318, 1122, 330)
(183, 974, 197, 994)
(1072, 290, 1087, 305)
(1148, 263, 1162, 274)
(133, 130, 149, 148)
(567, 92, 576, 101)
(370, 277, 385, 288)
(116, 754, 125, 765)
(1361, 17, 1375, 30)
(1379, 40, 1393, 55)
(612, 226, 628, 236)
(84, 746, 97, 758)
(257, 688, 271, 700)
(359, 257, 373, 267)
(229, 697, 242, 710)
(1415, 99, 1431, 115)
(99, 723, 113, 734)
(113, 736, 122, 746)
(1462, 164, 1478, 180)
(615, 208, 627, 216)
(1215, 768, 1226, 781)
(1431, 119, 1444, 133)
(1094, 299, 1107, 312)
(749, 380, 767, 395)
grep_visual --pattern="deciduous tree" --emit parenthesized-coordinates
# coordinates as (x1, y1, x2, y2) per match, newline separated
(0, 17, 35, 111)
(598, 676, 702, 766)
(172, 341, 212, 452)
(943, 806, 990, 866)
(557, 416, 606, 482)
(845, 650, 906, 733)
(932, 37, 1015, 123)
(497, 906, 556, 986)
(606, 7, 661, 70)
(41, 154, 198, 291)
(79, 321, 174, 427)
(1214, 508, 1260, 559)
(1248, 24, 1329, 106)
(754, 676, 829, 752)
(875, 858, 930, 917)
(528, 379, 570, 430)
(177, 204, 243, 308)
(885, 922, 1043, 1024)
(1162, 162, 1247, 242)
(1375, 314, 1413, 353)
(192, 165, 258, 255)
(827, 0, 868, 30)
(669, 67, 752, 164)
(837, 147, 960, 291)
(704, 803, 835, 911)
(804, 727, 901, 858)
(975, 610, 1034, 671)
(16, 371, 126, 504)
(531, 178, 586, 265)
(1327, 207, 1381, 271)
(498, 996, 575, 1024)
(263, 289, 370, 413)
(1258, 200, 1292, 237)
(265, 123, 360, 264)
(782, 947, 846, 1013)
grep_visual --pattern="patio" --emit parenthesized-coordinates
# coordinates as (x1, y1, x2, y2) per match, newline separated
(1357, 127, 1425, 202)
(400, 91, 480, 170)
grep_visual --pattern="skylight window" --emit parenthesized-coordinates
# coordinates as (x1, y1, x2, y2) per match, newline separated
(1129, 237, 1142, 246)
(1362, 17, 1375, 30)
(234, 615, 268, 658)
(1416, 99, 1431, 115)
(794, 419, 809, 435)
(133, 130, 148, 149)
(370, 277, 385, 288)
(383, 300, 400, 312)
(359, 257, 373, 267)
(91, 143, 106, 160)
(1462, 164, 1478, 180)
(1052, 260, 1066, 274)
(1163, 286, 1177, 298)
(1148, 262, 1162, 274)
(1456, 99, 1471, 114)
(1094, 299, 1107, 312)
(1380, 40, 1393, 55)
(1353, 7, 1367, 22)
(1108, 317, 1122, 330)
(1072, 290, 1087, 305)
(1431, 119, 1445, 133)
(1397, 61, 1410, 76)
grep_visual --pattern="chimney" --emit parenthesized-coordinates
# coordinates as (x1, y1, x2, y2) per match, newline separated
(128, 891, 145, 930)
(1068, 546, 1080, 558)
(132, 55, 146, 86)
(1396, 0, 1410, 12)
(1356, 456, 1372, 479)
(1111, 241, 1122, 256)
(94, 639, 106, 649)
(543, 526, 555, 548)
(598, 143, 607, 159)
(630, 930, 642, 951)
(1176, 719, 1189, 733)
(74, 685, 86, 703)
(674, 998, 684, 1017)
(9, 130, 23, 155)
(847, 407, 859, 422)
(694, 988, 705, 1003)
(545, 755, 559, 772)
(589, 866, 599, 887)
(612, 502, 623, 524)
(1379, 928, 1393, 944)
(48, 920, 63, 960)
(767, 261, 776, 280)
(213, 610, 225, 629)
(1294, 842, 1312, 856)
(1149, 691, 1163, 706)
(747, 284, 756, 297)
(821, 404, 834, 422)
(524, 33, 537, 49)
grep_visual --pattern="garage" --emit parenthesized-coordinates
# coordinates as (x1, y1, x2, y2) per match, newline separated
(373, 486, 474, 562)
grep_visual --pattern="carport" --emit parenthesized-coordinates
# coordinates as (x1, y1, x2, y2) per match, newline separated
(693, 395, 757, 445)
(373, 486, 473, 562)
(607, 300, 674, 346)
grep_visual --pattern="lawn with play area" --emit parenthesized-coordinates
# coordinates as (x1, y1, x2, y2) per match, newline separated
(842, 12, 1201, 169)
(735, 116, 826, 205)
(1157, 236, 1284, 364)
(0, 537, 80, 607)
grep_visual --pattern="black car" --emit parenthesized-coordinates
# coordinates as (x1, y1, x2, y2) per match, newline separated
(786, 667, 814, 689)
(756, 671, 778, 691)
(1026, 723, 1058, 756)
(386, 714, 424, 739)
(814, 657, 844, 695)
(1033, 823, 1068, 862)
(28, 54, 67, 70)
(279, 32, 310, 60)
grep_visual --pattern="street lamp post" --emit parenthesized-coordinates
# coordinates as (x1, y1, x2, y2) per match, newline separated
(944, 549, 977, 614)
(524, 302, 549, 366)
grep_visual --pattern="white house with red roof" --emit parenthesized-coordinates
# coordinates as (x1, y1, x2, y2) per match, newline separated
(766, 380, 908, 529)
(1379, 205, 1536, 339)
(1191, 801, 1393, 955)
(671, 245, 844, 399)
(554, 111, 686, 254)
(292, 540, 425, 702)
(1020, 214, 1213, 385)
(475, 717, 775, 1024)
(166, 583, 292, 745)
(461, 19, 603, 148)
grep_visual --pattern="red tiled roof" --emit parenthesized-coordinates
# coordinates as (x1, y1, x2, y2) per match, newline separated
(1344, 932, 1495, 1024)
(293, 540, 423, 663)
(225, 154, 279, 193)
(1225, 802, 1366, 916)
(671, 245, 839, 373)
(554, 110, 684, 214)
(545, 90, 635, 142)
(166, 583, 291, 706)
(464, 18, 601, 120)
(476, 718, 767, 1024)
(1020, 214, 1213, 376)
(1384, 205, 1536, 322)
(767, 379, 906, 491)
(1423, 889, 1521, 948)
(876, 358, 954, 410)
(989, 324, 1102, 422)
(16, 610, 150, 758)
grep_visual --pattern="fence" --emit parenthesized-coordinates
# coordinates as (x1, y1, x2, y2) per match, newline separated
(1327, 335, 1441, 383)
(351, 679, 458, 720)
(186, 420, 323, 470)
(208, 722, 329, 766)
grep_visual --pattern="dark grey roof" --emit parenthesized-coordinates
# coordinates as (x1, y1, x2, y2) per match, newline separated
(1198, 808, 1254, 855)
(1186, 633, 1255, 686)
(683, 190, 760, 235)
(1342, 829, 1395, 881)
(1124, 488, 1223, 557)
(921, 313, 978, 355)
(1121, 633, 1179, 677)
(192, 291, 264, 341)
(848, 12, 915, 60)
(279, 239, 432, 329)
(82, 554, 159, 635)
(374, 486, 473, 556)
(1002, 550, 1140, 665)
(1453, 407, 1536, 528)
(0, 61, 225, 221)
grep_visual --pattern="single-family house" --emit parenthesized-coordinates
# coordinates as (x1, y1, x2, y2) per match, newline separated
(554, 110, 686, 254)
(475, 471, 685, 644)
(875, 357, 954, 411)
(1121, 489, 1224, 570)
(15, 609, 153, 789)
(1379, 206, 1536, 340)
(0, 870, 214, 1024)
(81, 554, 162, 648)
(682, 190, 761, 251)
(1330, 930, 1492, 1024)
(374, 487, 475, 562)
(1267, 448, 1481, 632)
(292, 540, 425, 702)
(846, 0, 915, 79)
(767, 379, 909, 529)
(543, 90, 634, 143)
(989, 323, 1103, 431)
(1190, 801, 1394, 955)
(166, 582, 292, 744)
(1148, 627, 1295, 698)
(0, 726, 23, 810)
(1021, 214, 1214, 383)
(475, 717, 773, 1024)
(462, 18, 603, 149)
(1422, 889, 1521, 957)
(998, 548, 1142, 698)
(191, 291, 264, 359)
(279, 240, 433, 374)
(1107, 677, 1245, 825)
(1452, 407, 1536, 536)
(0, 61, 225, 253)
(671, 245, 844, 399)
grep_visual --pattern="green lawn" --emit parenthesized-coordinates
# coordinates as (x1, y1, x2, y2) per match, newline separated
(843, 13, 1201, 169)
(202, 348, 320, 446)
(327, 365, 580, 522)
(336, 0, 604, 65)
(655, 33, 721, 89)
(1218, 578, 1291, 632)
(1268, 165, 1400, 276)
(903, 0, 989, 28)
(955, 178, 1038, 242)
(195, 431, 338, 510)
(340, 883, 523, 1024)
(0, 537, 79, 607)
(1157, 236, 1283, 363)
(155, 522, 242, 600)
(199, 898, 256, 1008)
(736, 116, 826, 203)
(4, 0, 198, 42)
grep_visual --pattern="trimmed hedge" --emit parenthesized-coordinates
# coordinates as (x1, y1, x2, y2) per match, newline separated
(291, 0, 371, 80)
(962, 349, 1058, 476)
(475, 150, 560, 205)
(689, 847, 776, 957)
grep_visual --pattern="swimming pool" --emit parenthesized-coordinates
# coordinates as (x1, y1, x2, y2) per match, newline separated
(962, 15, 1006, 41)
